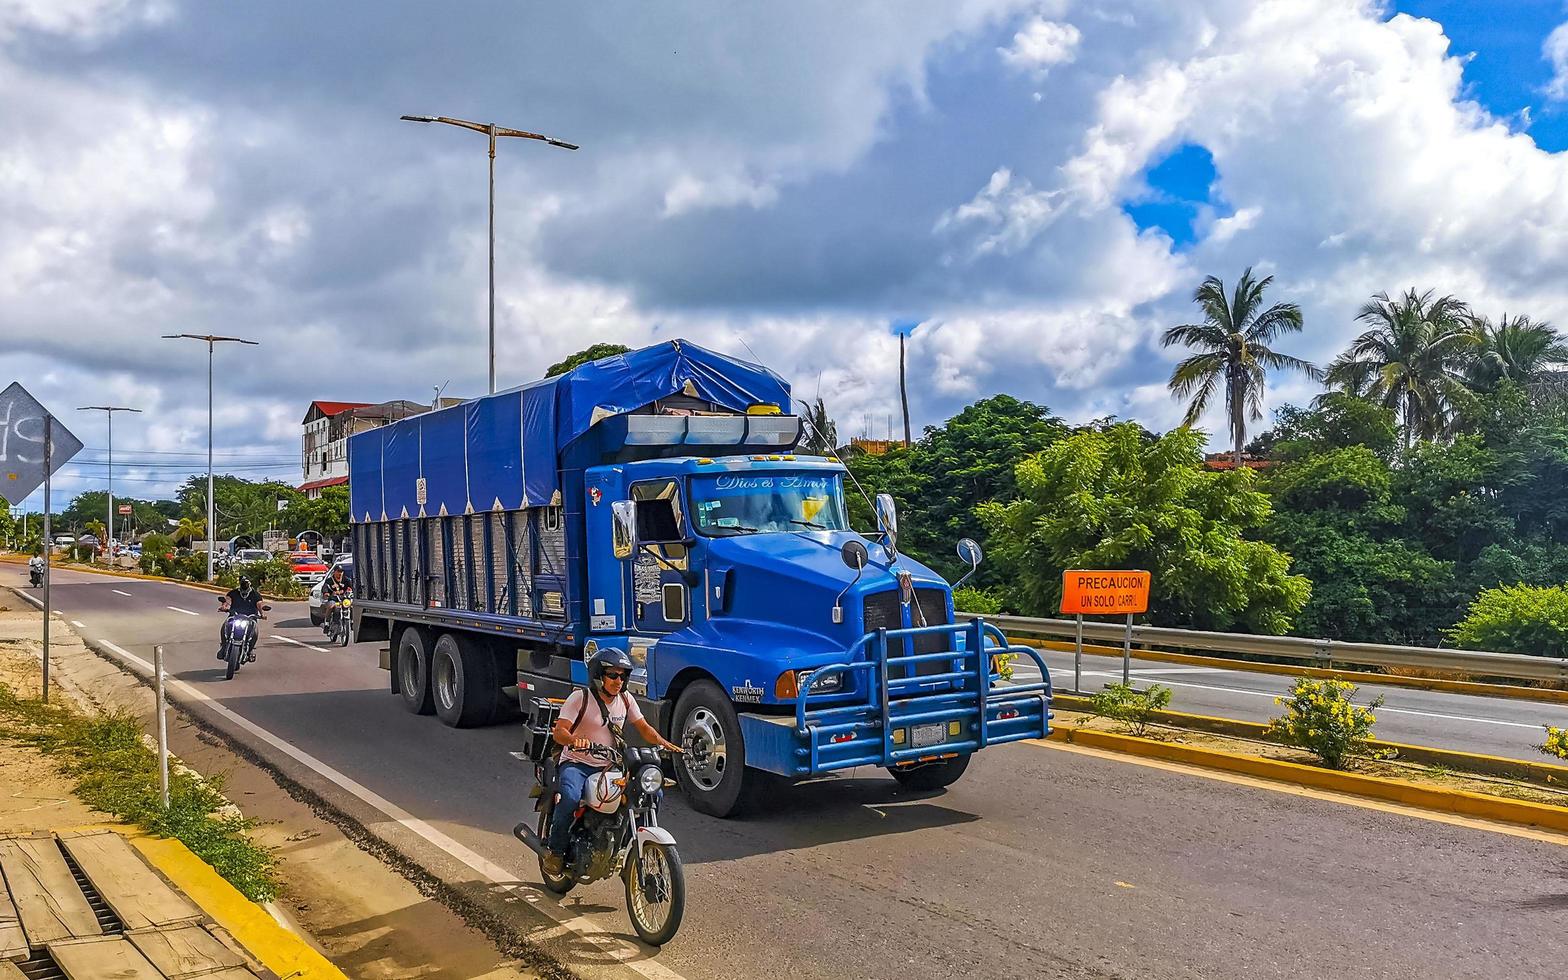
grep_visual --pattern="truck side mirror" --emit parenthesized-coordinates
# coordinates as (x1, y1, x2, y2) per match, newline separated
(874, 493, 898, 560)
(953, 537, 983, 589)
(611, 500, 637, 560)
(833, 539, 870, 624)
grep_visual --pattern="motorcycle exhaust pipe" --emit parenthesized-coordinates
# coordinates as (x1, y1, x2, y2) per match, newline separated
(512, 822, 548, 857)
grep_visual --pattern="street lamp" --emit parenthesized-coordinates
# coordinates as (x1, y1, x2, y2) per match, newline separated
(400, 114, 579, 394)
(162, 334, 259, 582)
(77, 405, 142, 564)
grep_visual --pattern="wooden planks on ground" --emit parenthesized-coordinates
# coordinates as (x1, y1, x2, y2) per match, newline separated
(0, 960, 24, 980)
(0, 836, 100, 946)
(0, 877, 25, 962)
(60, 831, 201, 931)
(126, 924, 247, 978)
(47, 935, 164, 980)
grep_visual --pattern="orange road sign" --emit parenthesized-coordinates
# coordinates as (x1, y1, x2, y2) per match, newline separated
(1060, 569, 1150, 615)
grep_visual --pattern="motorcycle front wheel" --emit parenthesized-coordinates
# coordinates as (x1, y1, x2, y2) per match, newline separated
(624, 841, 685, 946)
(224, 641, 241, 680)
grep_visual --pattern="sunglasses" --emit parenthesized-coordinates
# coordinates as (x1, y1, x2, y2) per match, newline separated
(602, 670, 629, 682)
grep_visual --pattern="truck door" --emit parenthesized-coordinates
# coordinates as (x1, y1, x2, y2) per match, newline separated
(627, 479, 695, 633)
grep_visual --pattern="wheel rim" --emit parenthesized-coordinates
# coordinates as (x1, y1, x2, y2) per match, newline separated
(682, 707, 727, 791)
(628, 844, 674, 936)
(434, 650, 457, 712)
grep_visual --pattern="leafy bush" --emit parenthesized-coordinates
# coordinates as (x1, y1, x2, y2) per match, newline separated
(952, 586, 1003, 615)
(1267, 678, 1384, 769)
(1539, 726, 1568, 761)
(138, 533, 175, 575)
(1089, 682, 1172, 737)
(1450, 584, 1568, 658)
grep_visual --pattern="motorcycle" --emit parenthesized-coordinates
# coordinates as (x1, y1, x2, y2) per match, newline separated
(28, 564, 42, 588)
(325, 594, 353, 647)
(513, 735, 686, 946)
(218, 599, 269, 680)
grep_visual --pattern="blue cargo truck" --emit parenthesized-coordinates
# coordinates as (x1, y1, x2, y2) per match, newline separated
(349, 340, 1051, 816)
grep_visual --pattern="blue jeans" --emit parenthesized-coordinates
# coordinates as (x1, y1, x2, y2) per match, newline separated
(547, 762, 599, 855)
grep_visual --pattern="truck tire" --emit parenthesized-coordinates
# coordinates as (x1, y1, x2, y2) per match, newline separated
(397, 627, 435, 715)
(671, 681, 751, 818)
(431, 632, 500, 728)
(887, 754, 971, 791)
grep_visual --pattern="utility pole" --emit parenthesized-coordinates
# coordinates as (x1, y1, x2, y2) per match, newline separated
(162, 334, 259, 582)
(899, 331, 912, 448)
(400, 114, 578, 394)
(77, 405, 141, 564)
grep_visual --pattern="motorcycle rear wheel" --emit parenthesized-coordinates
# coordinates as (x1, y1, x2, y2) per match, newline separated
(624, 841, 685, 946)
(536, 808, 574, 895)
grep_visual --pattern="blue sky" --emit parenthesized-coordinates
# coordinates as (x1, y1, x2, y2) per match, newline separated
(5, 0, 1568, 508)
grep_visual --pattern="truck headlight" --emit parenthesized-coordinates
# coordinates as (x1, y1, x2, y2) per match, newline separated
(774, 669, 844, 699)
(638, 765, 663, 795)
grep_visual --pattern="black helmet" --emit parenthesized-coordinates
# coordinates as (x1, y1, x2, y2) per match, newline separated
(587, 645, 634, 682)
(238, 575, 253, 592)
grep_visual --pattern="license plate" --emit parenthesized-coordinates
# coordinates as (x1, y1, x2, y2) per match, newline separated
(911, 722, 946, 749)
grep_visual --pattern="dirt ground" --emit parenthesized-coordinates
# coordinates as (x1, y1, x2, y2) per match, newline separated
(0, 595, 545, 980)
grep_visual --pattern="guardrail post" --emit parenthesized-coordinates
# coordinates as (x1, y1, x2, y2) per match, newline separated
(1074, 614, 1083, 694)
(1313, 641, 1332, 672)
(154, 644, 169, 809)
(1121, 613, 1133, 687)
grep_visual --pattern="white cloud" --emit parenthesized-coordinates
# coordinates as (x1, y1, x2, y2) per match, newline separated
(1000, 17, 1082, 73)
(1545, 21, 1568, 102)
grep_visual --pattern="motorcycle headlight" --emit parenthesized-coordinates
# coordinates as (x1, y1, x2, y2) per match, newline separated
(638, 765, 663, 795)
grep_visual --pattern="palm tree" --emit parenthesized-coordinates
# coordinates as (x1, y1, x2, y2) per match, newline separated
(173, 516, 205, 546)
(801, 397, 838, 455)
(1464, 313, 1568, 402)
(1163, 268, 1319, 467)
(1325, 289, 1473, 447)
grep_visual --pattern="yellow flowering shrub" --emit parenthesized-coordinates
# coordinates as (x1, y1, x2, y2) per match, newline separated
(1267, 678, 1384, 770)
(1539, 727, 1568, 760)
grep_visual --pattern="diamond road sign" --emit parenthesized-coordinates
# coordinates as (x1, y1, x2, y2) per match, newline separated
(0, 382, 83, 506)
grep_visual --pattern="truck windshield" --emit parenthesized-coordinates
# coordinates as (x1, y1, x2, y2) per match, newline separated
(690, 473, 849, 535)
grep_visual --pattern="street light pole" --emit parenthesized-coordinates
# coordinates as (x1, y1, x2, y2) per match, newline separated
(399, 114, 578, 394)
(78, 405, 142, 564)
(163, 334, 259, 582)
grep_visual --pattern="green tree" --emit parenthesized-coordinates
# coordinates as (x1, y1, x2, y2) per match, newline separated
(1464, 313, 1568, 404)
(1162, 268, 1319, 468)
(545, 343, 631, 378)
(1325, 288, 1473, 447)
(979, 424, 1309, 632)
(172, 516, 205, 546)
(177, 475, 299, 542)
(801, 397, 838, 455)
(1250, 393, 1398, 462)
(1451, 584, 1568, 658)
(287, 485, 349, 540)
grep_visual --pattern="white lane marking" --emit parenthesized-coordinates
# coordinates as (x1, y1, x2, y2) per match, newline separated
(166, 606, 200, 617)
(275, 635, 329, 654)
(1047, 668, 1544, 731)
(112, 589, 132, 597)
(87, 636, 687, 980)
(70, 620, 86, 629)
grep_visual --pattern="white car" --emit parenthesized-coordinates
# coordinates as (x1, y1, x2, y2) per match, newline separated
(309, 557, 354, 626)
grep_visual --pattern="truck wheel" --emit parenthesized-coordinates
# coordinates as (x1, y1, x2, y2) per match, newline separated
(432, 632, 500, 728)
(397, 627, 435, 715)
(672, 681, 751, 818)
(887, 754, 971, 791)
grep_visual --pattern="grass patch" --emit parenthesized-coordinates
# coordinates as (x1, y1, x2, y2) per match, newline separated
(0, 682, 278, 901)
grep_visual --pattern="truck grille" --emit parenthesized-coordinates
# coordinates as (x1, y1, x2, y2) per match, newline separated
(863, 588, 952, 680)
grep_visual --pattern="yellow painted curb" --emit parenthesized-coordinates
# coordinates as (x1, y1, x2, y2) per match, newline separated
(1025, 636, 1568, 705)
(1052, 693, 1568, 787)
(119, 830, 348, 980)
(1044, 726, 1568, 834)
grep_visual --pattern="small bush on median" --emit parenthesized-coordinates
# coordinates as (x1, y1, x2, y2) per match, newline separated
(1267, 678, 1384, 770)
(953, 586, 1004, 616)
(1538, 727, 1568, 761)
(1089, 682, 1172, 737)
(0, 683, 278, 901)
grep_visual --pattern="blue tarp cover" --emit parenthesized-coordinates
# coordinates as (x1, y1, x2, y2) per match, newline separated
(349, 339, 792, 521)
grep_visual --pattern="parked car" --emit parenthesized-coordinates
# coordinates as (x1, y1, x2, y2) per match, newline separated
(308, 557, 354, 626)
(290, 552, 329, 587)
(230, 548, 270, 567)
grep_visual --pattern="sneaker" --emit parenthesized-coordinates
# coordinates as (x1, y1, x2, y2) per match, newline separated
(541, 851, 564, 876)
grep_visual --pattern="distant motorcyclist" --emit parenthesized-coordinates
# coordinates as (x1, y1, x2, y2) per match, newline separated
(320, 564, 353, 635)
(542, 646, 682, 875)
(217, 576, 266, 663)
(27, 550, 44, 588)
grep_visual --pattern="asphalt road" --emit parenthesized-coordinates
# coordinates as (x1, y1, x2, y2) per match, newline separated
(1014, 647, 1568, 763)
(8, 563, 1568, 980)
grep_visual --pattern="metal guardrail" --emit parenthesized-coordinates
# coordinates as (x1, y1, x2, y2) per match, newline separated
(982, 614, 1568, 685)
